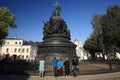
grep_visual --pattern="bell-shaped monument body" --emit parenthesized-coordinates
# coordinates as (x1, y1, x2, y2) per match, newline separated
(38, 2, 76, 63)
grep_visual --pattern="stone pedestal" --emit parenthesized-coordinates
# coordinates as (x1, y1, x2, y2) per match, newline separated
(38, 34, 76, 63)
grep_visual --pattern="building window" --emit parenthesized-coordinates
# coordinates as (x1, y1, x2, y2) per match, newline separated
(6, 48, 9, 53)
(22, 55, 24, 59)
(7, 42, 9, 44)
(22, 49, 25, 53)
(14, 48, 17, 53)
(15, 42, 17, 44)
(18, 55, 20, 60)
(18, 49, 21, 53)
(26, 48, 29, 53)
(19, 42, 21, 45)
(26, 55, 29, 60)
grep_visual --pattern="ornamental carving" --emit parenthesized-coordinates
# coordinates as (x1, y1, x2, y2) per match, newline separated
(43, 18, 70, 38)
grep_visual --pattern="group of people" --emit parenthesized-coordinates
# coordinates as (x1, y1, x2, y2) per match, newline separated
(52, 57, 79, 78)
(39, 57, 79, 78)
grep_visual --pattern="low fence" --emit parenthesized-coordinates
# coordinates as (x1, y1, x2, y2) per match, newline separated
(44, 60, 120, 75)
(0, 60, 120, 75)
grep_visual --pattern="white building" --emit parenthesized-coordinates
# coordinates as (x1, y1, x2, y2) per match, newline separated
(0, 38, 38, 61)
(74, 39, 87, 60)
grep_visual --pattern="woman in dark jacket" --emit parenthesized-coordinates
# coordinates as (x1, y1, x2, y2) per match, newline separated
(64, 58, 70, 78)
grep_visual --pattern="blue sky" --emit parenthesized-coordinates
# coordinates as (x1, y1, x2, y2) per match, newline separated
(0, 0, 120, 43)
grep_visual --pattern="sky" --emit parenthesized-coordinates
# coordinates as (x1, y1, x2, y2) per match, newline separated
(0, 0, 120, 43)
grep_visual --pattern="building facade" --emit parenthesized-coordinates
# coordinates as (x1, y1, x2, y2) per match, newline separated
(74, 39, 88, 60)
(0, 38, 37, 61)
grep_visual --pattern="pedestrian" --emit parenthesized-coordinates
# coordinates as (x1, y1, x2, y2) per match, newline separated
(72, 57, 78, 77)
(57, 58, 64, 77)
(64, 58, 70, 78)
(39, 59, 45, 77)
(52, 57, 58, 77)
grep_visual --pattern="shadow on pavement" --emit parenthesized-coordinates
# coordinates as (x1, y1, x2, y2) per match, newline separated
(0, 75, 30, 80)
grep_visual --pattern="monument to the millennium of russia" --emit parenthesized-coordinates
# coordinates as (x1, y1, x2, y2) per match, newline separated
(38, 2, 76, 63)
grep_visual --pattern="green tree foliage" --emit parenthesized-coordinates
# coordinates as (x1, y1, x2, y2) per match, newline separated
(84, 33, 104, 59)
(101, 5, 120, 53)
(0, 7, 16, 46)
(91, 14, 105, 54)
(84, 5, 120, 59)
(84, 14, 105, 59)
(91, 14, 101, 35)
(84, 36, 96, 58)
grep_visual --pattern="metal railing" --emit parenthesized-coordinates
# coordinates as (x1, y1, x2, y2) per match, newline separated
(0, 60, 120, 75)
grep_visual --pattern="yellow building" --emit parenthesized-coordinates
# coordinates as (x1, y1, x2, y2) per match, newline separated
(0, 38, 38, 61)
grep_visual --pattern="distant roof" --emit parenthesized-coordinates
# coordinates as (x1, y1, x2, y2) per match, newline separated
(74, 39, 79, 42)
(23, 41, 31, 45)
(5, 38, 23, 40)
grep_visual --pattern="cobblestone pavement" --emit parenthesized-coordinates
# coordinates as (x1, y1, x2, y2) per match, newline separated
(0, 72, 120, 80)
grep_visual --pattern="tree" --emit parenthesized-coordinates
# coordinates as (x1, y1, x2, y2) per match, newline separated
(84, 33, 104, 59)
(91, 14, 105, 53)
(0, 7, 16, 46)
(91, 14, 102, 35)
(101, 5, 120, 54)
(84, 14, 105, 59)
(84, 5, 120, 59)
(84, 36, 96, 59)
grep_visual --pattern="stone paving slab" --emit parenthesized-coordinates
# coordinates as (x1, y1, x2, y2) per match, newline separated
(0, 72, 120, 80)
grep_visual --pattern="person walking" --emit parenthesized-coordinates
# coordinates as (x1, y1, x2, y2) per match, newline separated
(72, 57, 78, 77)
(39, 59, 45, 77)
(52, 57, 58, 77)
(57, 58, 64, 77)
(64, 58, 70, 78)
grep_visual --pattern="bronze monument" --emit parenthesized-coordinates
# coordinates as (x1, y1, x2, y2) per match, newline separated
(37, 2, 76, 63)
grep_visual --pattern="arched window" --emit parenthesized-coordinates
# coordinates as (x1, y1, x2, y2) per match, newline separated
(26, 55, 29, 60)
(15, 42, 17, 44)
(6, 48, 9, 53)
(7, 42, 9, 44)
(22, 55, 24, 59)
(22, 49, 25, 53)
(19, 42, 21, 45)
(26, 48, 29, 53)
(14, 48, 17, 53)
(18, 49, 21, 53)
